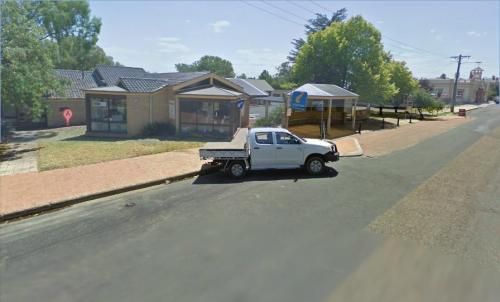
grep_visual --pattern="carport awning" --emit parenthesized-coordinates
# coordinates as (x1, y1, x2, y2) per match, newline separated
(291, 83, 358, 99)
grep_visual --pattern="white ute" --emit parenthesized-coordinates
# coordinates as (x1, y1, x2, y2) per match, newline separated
(199, 127, 340, 178)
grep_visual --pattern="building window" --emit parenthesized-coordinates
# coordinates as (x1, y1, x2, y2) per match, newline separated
(457, 89, 464, 98)
(434, 88, 444, 97)
(180, 99, 239, 137)
(89, 96, 127, 133)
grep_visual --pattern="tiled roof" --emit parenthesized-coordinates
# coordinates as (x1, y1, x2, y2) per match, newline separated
(94, 65, 147, 86)
(54, 69, 98, 98)
(227, 78, 268, 97)
(85, 86, 128, 92)
(146, 71, 209, 84)
(56, 65, 213, 94)
(118, 78, 169, 93)
(292, 83, 358, 98)
(245, 79, 274, 92)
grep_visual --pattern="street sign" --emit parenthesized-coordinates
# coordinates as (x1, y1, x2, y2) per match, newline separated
(236, 99, 245, 109)
(290, 91, 308, 111)
(63, 108, 73, 126)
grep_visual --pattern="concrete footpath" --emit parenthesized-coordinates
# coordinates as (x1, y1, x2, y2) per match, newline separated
(0, 148, 207, 221)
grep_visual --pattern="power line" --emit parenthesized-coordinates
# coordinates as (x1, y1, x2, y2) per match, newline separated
(246, 1, 452, 64)
(383, 41, 450, 59)
(289, 1, 318, 15)
(262, 1, 309, 22)
(241, 1, 304, 26)
(261, 1, 450, 60)
(383, 36, 449, 58)
(309, 0, 334, 14)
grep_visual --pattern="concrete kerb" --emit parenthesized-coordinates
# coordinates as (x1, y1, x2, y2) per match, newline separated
(328, 137, 364, 157)
(0, 165, 219, 223)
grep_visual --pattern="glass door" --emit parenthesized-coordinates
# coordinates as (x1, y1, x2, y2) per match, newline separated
(90, 96, 127, 133)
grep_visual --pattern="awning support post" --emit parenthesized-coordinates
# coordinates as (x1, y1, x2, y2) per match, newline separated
(352, 98, 357, 130)
(327, 99, 332, 135)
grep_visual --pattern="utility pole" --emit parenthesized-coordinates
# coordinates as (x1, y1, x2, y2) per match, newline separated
(450, 54, 471, 113)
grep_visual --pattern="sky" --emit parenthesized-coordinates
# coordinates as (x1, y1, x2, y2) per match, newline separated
(89, 0, 499, 79)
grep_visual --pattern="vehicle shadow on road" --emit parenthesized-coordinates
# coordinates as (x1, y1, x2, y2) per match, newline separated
(192, 166, 339, 185)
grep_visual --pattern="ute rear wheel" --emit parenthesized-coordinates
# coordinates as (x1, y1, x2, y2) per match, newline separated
(227, 161, 246, 178)
(306, 156, 325, 175)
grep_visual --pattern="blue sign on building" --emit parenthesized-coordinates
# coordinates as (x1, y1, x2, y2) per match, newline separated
(290, 91, 308, 111)
(236, 99, 245, 109)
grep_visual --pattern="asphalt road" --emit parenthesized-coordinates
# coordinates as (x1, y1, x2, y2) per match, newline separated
(1, 106, 500, 302)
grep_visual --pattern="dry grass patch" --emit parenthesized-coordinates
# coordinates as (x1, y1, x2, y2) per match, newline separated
(38, 139, 203, 171)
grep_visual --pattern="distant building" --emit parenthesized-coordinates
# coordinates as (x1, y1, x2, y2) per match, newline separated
(426, 67, 497, 104)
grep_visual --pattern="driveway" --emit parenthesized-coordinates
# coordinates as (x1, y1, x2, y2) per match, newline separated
(0, 126, 85, 176)
(0, 130, 39, 176)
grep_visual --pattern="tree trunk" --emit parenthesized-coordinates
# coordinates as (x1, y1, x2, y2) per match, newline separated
(379, 107, 383, 116)
(417, 109, 424, 120)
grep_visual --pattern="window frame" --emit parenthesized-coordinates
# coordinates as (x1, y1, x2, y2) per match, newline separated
(275, 132, 301, 145)
(254, 132, 274, 145)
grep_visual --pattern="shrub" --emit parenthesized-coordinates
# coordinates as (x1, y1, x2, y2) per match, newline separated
(1, 121, 13, 140)
(142, 122, 175, 137)
(254, 106, 284, 127)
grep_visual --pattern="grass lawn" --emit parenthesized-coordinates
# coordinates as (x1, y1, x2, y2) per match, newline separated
(38, 139, 203, 171)
(0, 143, 8, 159)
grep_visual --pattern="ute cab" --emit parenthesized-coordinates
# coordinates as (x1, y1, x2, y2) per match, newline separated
(199, 127, 339, 178)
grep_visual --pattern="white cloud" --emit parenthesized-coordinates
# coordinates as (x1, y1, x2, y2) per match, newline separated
(157, 37, 190, 53)
(185, 19, 191, 24)
(209, 20, 230, 33)
(466, 31, 482, 37)
(429, 29, 443, 40)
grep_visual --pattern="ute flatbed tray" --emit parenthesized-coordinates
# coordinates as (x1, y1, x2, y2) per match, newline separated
(200, 128, 248, 151)
(199, 128, 249, 160)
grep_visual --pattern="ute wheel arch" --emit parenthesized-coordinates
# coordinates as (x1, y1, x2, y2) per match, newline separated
(305, 155, 326, 175)
(226, 160, 247, 178)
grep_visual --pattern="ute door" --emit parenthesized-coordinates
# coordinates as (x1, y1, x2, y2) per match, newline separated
(250, 131, 277, 169)
(274, 132, 304, 168)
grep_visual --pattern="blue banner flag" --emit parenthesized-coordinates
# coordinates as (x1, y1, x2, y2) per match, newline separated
(236, 99, 245, 109)
(290, 91, 308, 111)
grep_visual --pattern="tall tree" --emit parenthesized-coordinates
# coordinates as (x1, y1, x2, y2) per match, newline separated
(293, 16, 396, 103)
(288, 9, 347, 63)
(51, 37, 114, 70)
(1, 0, 62, 118)
(388, 60, 418, 108)
(419, 79, 433, 92)
(175, 55, 235, 77)
(258, 70, 272, 82)
(25, 0, 113, 70)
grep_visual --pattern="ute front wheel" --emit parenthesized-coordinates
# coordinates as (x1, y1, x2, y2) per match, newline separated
(306, 156, 325, 175)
